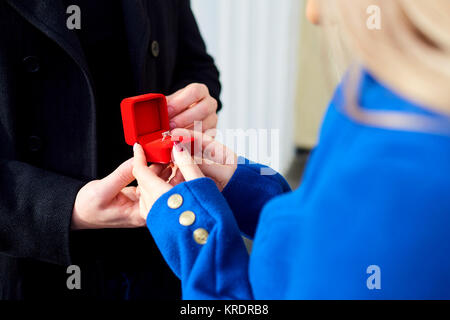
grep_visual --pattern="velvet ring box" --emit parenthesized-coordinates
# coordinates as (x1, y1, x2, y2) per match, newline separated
(121, 93, 194, 164)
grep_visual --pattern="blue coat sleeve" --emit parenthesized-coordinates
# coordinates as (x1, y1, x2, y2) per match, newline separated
(221, 158, 291, 238)
(146, 178, 253, 300)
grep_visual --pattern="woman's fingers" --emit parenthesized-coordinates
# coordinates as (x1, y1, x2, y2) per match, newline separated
(133, 143, 148, 174)
(171, 129, 236, 165)
(171, 128, 214, 145)
(133, 144, 173, 220)
(170, 130, 238, 190)
(137, 186, 151, 220)
(133, 143, 168, 189)
(172, 142, 205, 181)
(133, 143, 160, 177)
(197, 162, 228, 180)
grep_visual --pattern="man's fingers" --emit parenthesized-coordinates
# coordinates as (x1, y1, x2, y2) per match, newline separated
(99, 158, 135, 200)
(121, 186, 139, 202)
(201, 113, 219, 132)
(166, 88, 184, 117)
(167, 83, 210, 119)
(170, 96, 217, 130)
(172, 143, 204, 181)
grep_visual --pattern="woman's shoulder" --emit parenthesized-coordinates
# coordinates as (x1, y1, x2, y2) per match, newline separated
(258, 69, 450, 225)
(252, 117, 450, 298)
(280, 110, 450, 222)
(250, 70, 450, 299)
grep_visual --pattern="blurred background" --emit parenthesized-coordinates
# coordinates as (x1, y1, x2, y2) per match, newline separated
(191, 0, 338, 188)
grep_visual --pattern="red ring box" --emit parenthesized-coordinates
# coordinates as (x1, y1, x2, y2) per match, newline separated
(121, 93, 194, 164)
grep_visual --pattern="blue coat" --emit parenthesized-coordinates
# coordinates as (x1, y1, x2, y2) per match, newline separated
(146, 70, 450, 299)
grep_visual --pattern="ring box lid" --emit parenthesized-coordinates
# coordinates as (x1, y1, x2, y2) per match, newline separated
(121, 93, 169, 146)
(121, 93, 194, 164)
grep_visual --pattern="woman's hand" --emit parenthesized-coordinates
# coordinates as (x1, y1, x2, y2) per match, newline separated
(171, 129, 238, 191)
(133, 131, 238, 220)
(133, 144, 174, 220)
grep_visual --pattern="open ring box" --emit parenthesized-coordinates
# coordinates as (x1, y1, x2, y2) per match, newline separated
(121, 93, 194, 164)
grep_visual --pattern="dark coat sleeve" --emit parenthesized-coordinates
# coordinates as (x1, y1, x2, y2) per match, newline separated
(171, 0, 222, 111)
(0, 159, 85, 266)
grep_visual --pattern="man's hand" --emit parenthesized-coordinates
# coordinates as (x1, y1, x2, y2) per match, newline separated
(167, 83, 218, 132)
(71, 159, 145, 230)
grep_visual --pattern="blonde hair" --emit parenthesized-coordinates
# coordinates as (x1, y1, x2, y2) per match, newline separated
(320, 0, 450, 129)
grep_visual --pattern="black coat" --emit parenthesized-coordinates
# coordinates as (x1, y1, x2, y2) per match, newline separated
(0, 0, 221, 299)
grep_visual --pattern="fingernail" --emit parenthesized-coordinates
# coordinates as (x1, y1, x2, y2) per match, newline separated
(169, 121, 177, 130)
(167, 106, 174, 116)
(133, 143, 139, 152)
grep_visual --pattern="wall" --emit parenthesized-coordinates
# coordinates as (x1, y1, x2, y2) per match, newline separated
(294, 5, 337, 149)
(191, 0, 303, 174)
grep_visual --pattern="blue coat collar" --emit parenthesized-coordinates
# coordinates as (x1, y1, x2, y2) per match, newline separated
(336, 69, 450, 136)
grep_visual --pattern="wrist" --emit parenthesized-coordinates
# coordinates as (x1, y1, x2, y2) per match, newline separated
(220, 164, 237, 191)
(71, 207, 86, 230)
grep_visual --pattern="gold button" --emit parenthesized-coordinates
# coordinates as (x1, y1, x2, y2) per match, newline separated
(167, 194, 183, 209)
(179, 211, 196, 226)
(193, 228, 209, 245)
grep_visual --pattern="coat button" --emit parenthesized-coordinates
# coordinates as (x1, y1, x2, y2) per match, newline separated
(193, 228, 209, 245)
(151, 40, 160, 58)
(167, 193, 183, 209)
(28, 136, 42, 152)
(23, 56, 40, 73)
(179, 211, 196, 226)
